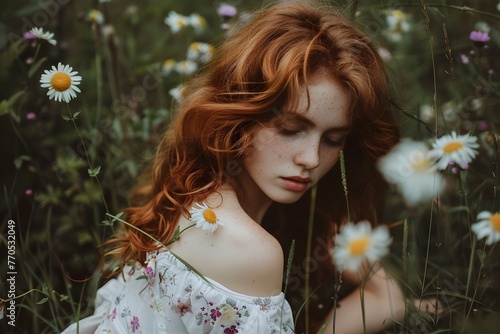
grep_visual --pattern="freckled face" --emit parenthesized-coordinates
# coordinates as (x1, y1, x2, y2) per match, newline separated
(239, 75, 351, 205)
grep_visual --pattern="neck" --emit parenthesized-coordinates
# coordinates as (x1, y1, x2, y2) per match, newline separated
(240, 194, 273, 225)
(231, 170, 273, 224)
(210, 184, 272, 224)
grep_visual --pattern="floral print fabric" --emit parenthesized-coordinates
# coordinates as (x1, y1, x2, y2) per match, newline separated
(61, 251, 294, 333)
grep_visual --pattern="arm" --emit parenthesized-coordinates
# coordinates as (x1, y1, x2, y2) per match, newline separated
(322, 266, 406, 334)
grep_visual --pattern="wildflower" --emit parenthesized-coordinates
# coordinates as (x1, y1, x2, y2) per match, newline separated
(162, 59, 176, 76)
(187, 42, 214, 64)
(428, 131, 479, 170)
(441, 100, 459, 122)
(419, 104, 435, 123)
(175, 60, 197, 75)
(378, 140, 444, 205)
(40, 63, 82, 103)
(164, 11, 189, 33)
(87, 9, 104, 25)
(26, 112, 36, 120)
(217, 4, 237, 20)
(459, 54, 470, 64)
(26, 27, 57, 45)
(189, 13, 206, 32)
(189, 202, 223, 233)
(384, 10, 410, 42)
(333, 221, 392, 272)
(377, 47, 392, 61)
(471, 211, 500, 245)
(469, 31, 490, 47)
(169, 84, 185, 101)
(25, 189, 33, 196)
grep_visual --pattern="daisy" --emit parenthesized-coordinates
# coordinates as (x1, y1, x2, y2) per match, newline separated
(333, 221, 392, 272)
(164, 11, 189, 33)
(161, 59, 176, 76)
(188, 13, 206, 32)
(40, 63, 82, 103)
(169, 84, 185, 101)
(384, 10, 410, 42)
(27, 27, 57, 45)
(428, 131, 479, 170)
(377, 139, 444, 205)
(189, 202, 223, 233)
(471, 211, 500, 245)
(187, 42, 214, 64)
(175, 60, 197, 75)
(87, 9, 104, 25)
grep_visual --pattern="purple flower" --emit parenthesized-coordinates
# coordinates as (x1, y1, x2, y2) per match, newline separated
(217, 4, 237, 19)
(469, 31, 490, 46)
(27, 112, 36, 120)
(478, 121, 488, 131)
(24, 32, 35, 39)
(25, 189, 33, 196)
(459, 54, 469, 64)
(130, 316, 140, 332)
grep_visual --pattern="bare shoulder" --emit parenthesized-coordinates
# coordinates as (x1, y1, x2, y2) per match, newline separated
(168, 197, 284, 297)
(225, 214, 285, 296)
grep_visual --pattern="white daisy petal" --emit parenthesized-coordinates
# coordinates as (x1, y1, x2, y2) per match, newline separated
(29, 27, 57, 45)
(332, 221, 392, 272)
(164, 11, 189, 33)
(472, 211, 500, 245)
(377, 139, 444, 205)
(189, 202, 223, 233)
(39, 62, 82, 103)
(428, 131, 479, 170)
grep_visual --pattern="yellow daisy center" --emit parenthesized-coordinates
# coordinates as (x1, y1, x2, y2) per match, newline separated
(349, 237, 369, 256)
(203, 209, 217, 224)
(443, 141, 463, 153)
(489, 213, 500, 232)
(50, 72, 71, 92)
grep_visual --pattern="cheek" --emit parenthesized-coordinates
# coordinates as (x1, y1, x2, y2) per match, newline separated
(319, 151, 341, 175)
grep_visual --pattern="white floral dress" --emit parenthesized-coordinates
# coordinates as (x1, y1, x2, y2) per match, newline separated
(61, 250, 294, 333)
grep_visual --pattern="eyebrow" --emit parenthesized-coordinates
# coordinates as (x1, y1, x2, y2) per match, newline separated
(287, 113, 351, 133)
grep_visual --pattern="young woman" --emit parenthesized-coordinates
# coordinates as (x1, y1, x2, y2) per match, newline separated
(62, 1, 403, 333)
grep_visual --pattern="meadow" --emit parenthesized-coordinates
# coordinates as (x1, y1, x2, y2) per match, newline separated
(1, 0, 499, 333)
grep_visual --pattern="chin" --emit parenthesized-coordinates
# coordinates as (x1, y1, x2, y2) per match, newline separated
(270, 192, 305, 204)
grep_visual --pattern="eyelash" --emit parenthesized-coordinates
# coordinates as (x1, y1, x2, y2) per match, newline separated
(279, 128, 345, 148)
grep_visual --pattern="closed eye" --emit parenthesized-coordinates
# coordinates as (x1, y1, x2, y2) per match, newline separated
(322, 136, 346, 148)
(279, 127, 302, 137)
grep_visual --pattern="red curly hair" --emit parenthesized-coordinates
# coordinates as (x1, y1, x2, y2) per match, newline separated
(105, 2, 399, 331)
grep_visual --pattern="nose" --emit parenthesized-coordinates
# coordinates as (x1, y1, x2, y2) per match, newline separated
(293, 138, 320, 170)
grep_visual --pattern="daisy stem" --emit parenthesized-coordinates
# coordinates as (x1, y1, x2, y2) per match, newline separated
(359, 272, 367, 334)
(420, 201, 435, 299)
(461, 235, 477, 332)
(32, 44, 41, 64)
(65, 104, 110, 214)
(106, 213, 214, 287)
(304, 184, 317, 331)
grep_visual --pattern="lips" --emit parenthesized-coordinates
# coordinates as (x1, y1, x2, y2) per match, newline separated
(281, 176, 312, 192)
